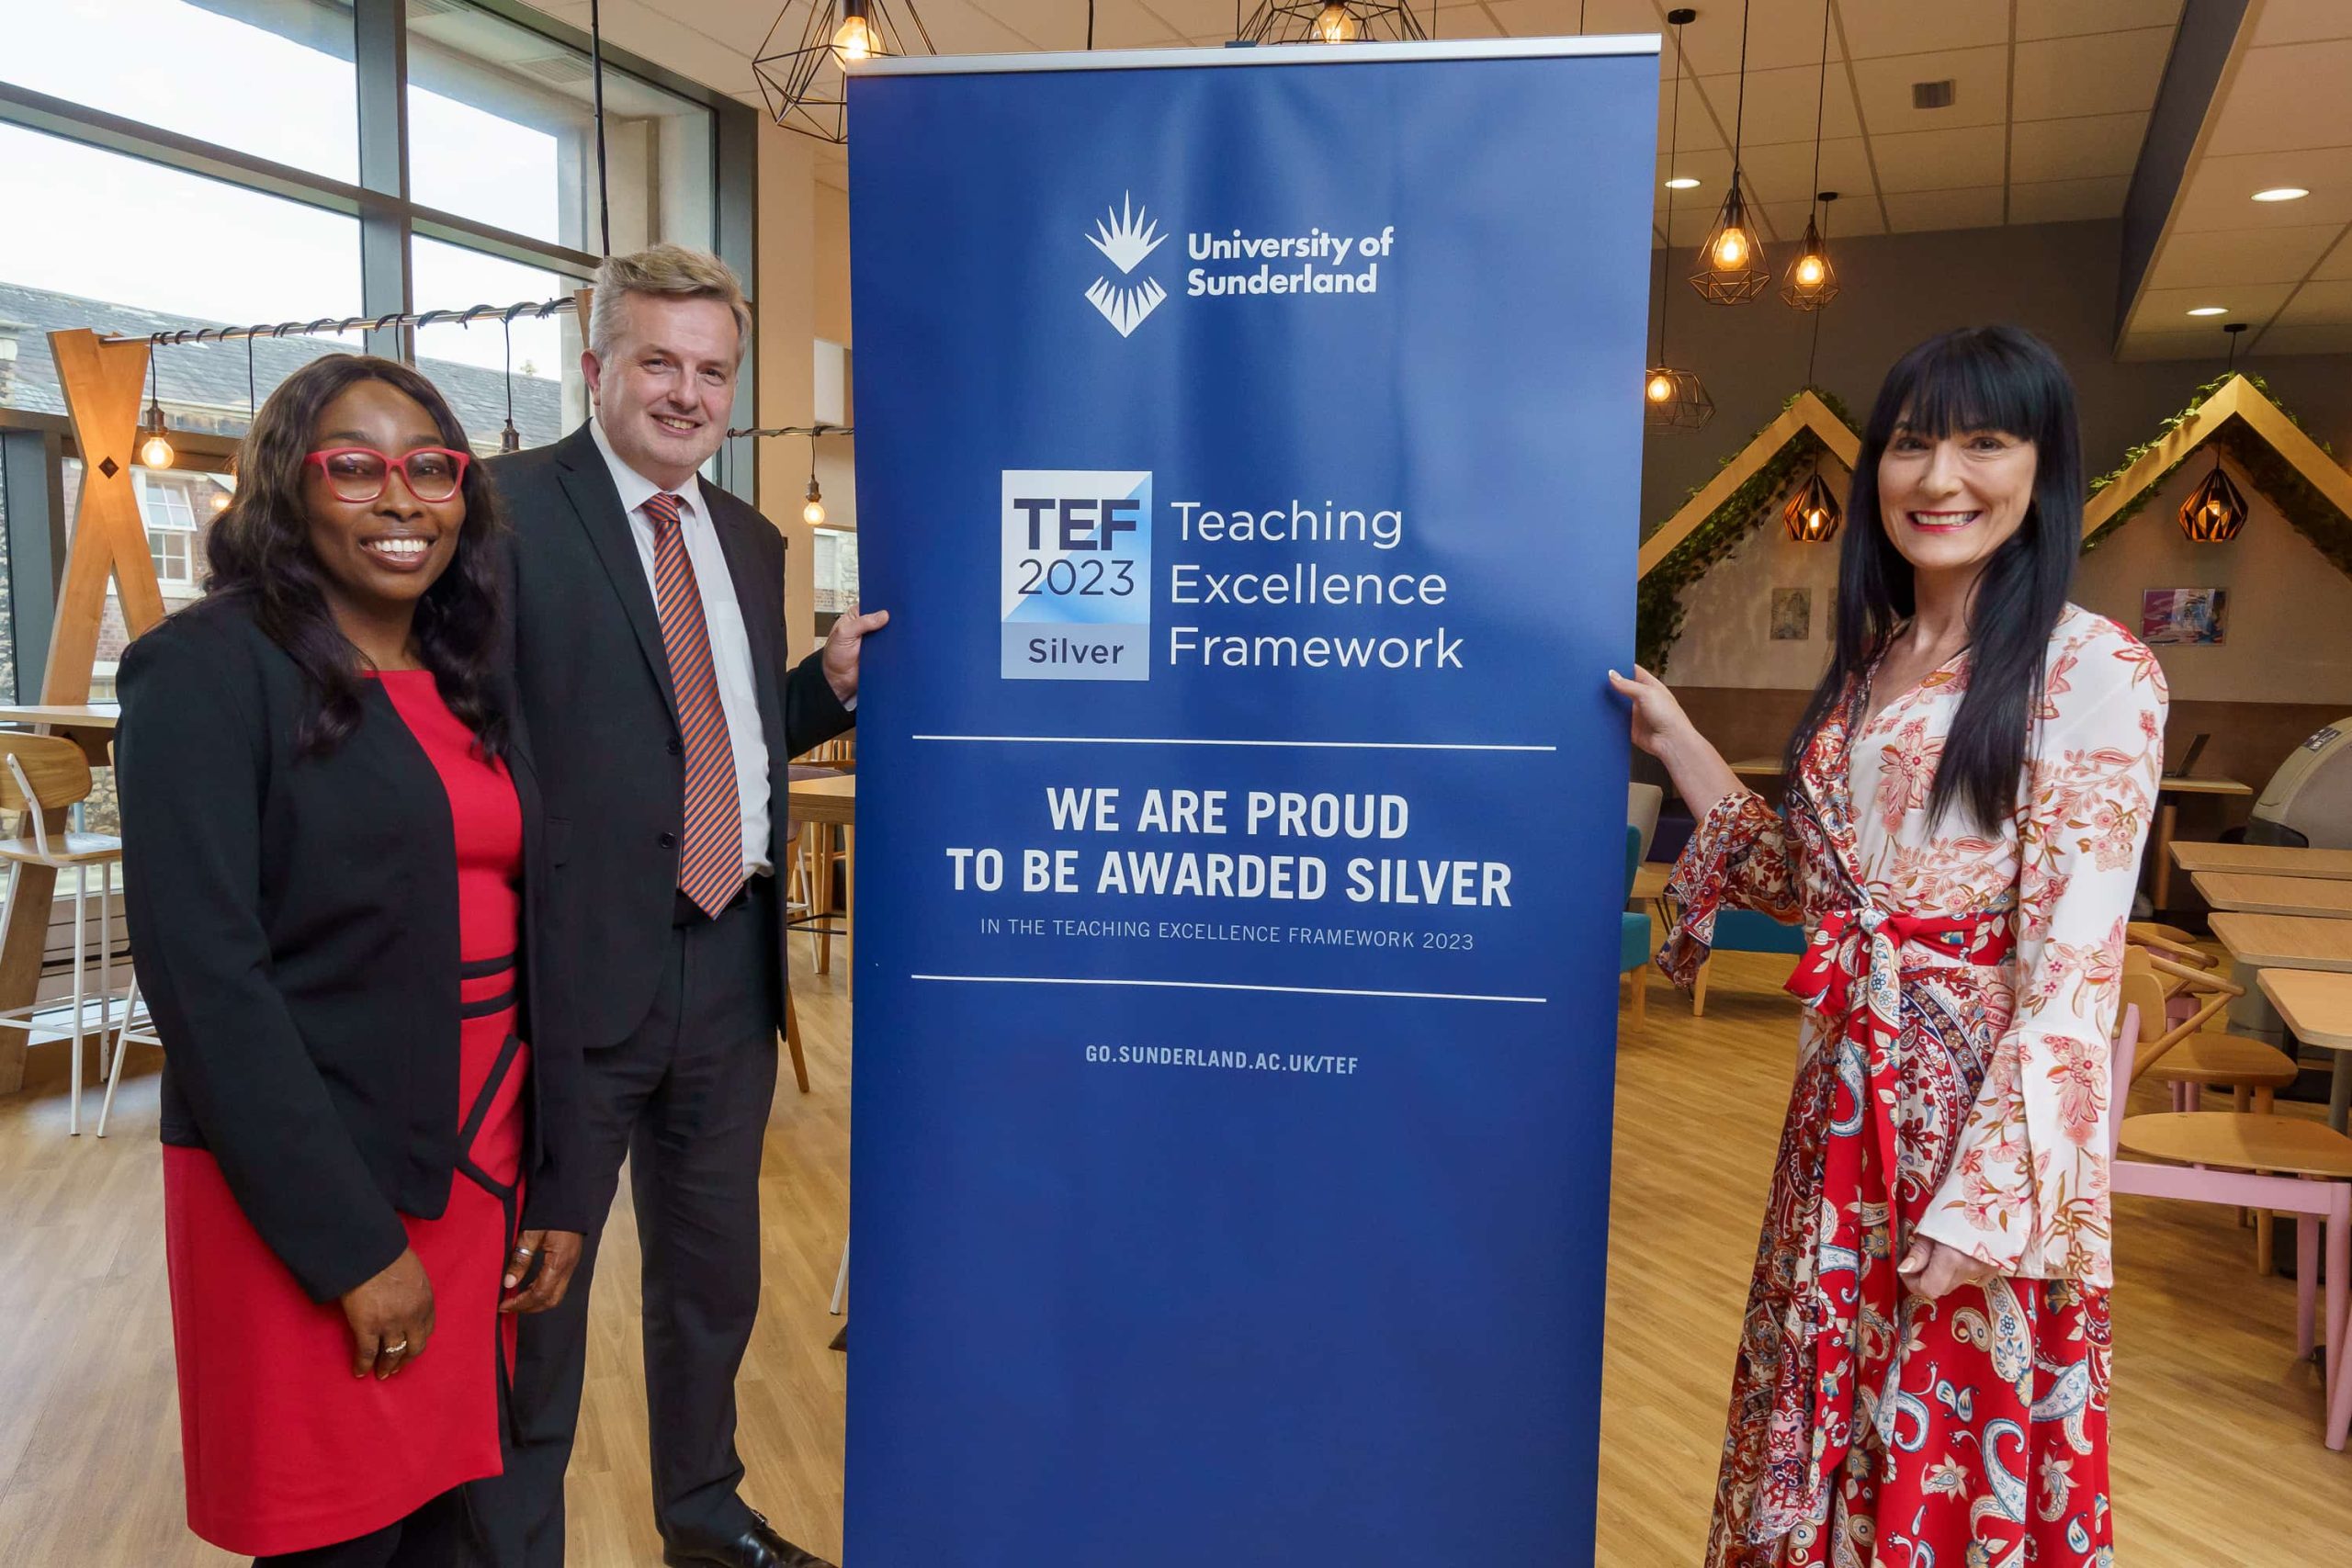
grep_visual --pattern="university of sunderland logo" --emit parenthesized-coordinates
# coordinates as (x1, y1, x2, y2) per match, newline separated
(1083, 192, 1169, 337)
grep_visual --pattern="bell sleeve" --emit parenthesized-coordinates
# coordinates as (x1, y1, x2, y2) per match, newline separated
(1657, 788, 1805, 988)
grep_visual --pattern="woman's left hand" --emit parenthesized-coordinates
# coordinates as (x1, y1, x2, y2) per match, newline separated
(1897, 1237, 1997, 1300)
(500, 1229, 584, 1314)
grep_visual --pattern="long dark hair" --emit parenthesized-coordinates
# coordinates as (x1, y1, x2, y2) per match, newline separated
(205, 354, 510, 758)
(1785, 325, 2082, 830)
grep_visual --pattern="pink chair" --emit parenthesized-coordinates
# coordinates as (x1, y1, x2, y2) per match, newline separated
(2110, 951, 2352, 1449)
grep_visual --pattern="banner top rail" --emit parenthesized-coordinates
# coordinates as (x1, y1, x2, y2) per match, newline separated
(850, 34, 1661, 77)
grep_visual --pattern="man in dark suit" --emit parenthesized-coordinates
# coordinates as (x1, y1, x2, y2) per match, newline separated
(478, 243, 883, 1568)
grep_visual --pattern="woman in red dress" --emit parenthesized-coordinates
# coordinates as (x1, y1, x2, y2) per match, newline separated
(118, 355, 587, 1565)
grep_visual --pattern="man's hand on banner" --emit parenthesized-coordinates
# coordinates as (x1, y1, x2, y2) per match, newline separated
(823, 606, 892, 704)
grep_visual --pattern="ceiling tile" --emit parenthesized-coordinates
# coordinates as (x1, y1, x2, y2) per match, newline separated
(2007, 112, 2150, 184)
(1836, 0, 2006, 59)
(1734, 135, 1874, 208)
(1850, 45, 2008, 134)
(1883, 184, 2006, 232)
(2270, 278, 2352, 324)
(1757, 193, 1883, 239)
(1656, 146, 1736, 200)
(1871, 124, 2007, 193)
(1668, 0, 1850, 78)
(1659, 69, 1730, 152)
(2133, 280, 2299, 323)
(1694, 63, 1861, 148)
(2148, 224, 2345, 288)
(2314, 229, 2352, 281)
(2170, 151, 2352, 232)
(2201, 39, 2352, 157)
(2250, 0, 2352, 46)
(2011, 28, 2174, 120)
(2006, 175, 2132, 225)
(2016, 0, 2183, 43)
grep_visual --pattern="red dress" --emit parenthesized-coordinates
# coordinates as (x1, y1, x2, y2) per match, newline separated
(164, 670, 530, 1557)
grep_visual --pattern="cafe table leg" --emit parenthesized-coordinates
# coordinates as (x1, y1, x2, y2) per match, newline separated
(2151, 797, 2180, 909)
(2332, 1054, 2351, 1136)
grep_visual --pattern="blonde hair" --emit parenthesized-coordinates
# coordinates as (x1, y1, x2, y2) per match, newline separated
(588, 243, 753, 369)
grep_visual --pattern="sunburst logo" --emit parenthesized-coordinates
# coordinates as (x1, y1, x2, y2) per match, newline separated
(1084, 192, 1170, 338)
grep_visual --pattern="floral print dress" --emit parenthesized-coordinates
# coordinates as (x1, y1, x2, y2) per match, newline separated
(1662, 604, 2167, 1568)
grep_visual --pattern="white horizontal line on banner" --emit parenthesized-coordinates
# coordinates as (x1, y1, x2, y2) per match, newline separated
(911, 974, 1548, 1003)
(910, 735, 1557, 751)
(851, 37, 1660, 78)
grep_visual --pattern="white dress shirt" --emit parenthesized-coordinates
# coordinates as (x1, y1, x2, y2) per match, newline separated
(589, 420, 775, 878)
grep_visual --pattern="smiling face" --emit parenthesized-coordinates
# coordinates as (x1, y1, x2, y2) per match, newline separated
(1874, 415, 2040, 588)
(302, 379, 466, 640)
(583, 292, 740, 491)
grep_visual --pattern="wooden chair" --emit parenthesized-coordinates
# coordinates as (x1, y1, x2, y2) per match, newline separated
(0, 735, 126, 1135)
(797, 733, 855, 768)
(2111, 948, 2352, 1449)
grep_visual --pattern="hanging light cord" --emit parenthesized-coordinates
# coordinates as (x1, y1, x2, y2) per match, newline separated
(1087, 0, 1095, 48)
(590, 0, 612, 255)
(1806, 302, 1823, 387)
(1657, 17, 1686, 367)
(503, 317, 516, 427)
(244, 335, 256, 418)
(1806, 0, 1829, 220)
(1730, 0, 1752, 179)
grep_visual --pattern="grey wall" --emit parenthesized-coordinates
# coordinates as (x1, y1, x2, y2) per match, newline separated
(1639, 218, 2352, 529)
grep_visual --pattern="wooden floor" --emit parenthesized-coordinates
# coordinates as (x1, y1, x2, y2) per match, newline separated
(2, 942, 2348, 1563)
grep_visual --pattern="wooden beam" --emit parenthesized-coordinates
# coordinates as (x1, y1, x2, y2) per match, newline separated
(2229, 375, 2352, 525)
(2079, 375, 2245, 538)
(1637, 391, 1859, 579)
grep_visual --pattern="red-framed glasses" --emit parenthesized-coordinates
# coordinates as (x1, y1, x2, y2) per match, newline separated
(304, 446, 471, 504)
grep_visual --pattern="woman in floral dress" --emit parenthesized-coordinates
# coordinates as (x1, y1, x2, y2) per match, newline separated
(1610, 326, 2166, 1567)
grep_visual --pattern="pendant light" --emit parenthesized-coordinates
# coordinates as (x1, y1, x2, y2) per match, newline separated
(802, 432, 826, 525)
(1692, 0, 1770, 305)
(138, 350, 175, 470)
(209, 336, 255, 515)
(1781, 468, 1840, 541)
(754, 0, 935, 144)
(1646, 10, 1714, 432)
(499, 314, 523, 454)
(1238, 0, 1426, 46)
(2180, 322, 2249, 543)
(1782, 2, 1839, 310)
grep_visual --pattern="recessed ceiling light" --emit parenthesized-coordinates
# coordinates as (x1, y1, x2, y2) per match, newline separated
(2187, 306, 2228, 316)
(1665, 176, 1700, 189)
(2253, 186, 2310, 202)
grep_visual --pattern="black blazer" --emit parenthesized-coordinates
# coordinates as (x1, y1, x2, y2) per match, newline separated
(117, 594, 582, 1303)
(487, 423, 852, 1054)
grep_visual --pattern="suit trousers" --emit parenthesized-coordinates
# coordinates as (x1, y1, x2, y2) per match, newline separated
(469, 878, 782, 1565)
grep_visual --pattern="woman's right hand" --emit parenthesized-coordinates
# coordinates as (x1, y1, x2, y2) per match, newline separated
(341, 1247, 434, 1380)
(1606, 665, 1692, 760)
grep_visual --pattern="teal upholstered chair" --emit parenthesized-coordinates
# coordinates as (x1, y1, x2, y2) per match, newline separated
(1621, 825, 1652, 1021)
(1691, 908, 1807, 1016)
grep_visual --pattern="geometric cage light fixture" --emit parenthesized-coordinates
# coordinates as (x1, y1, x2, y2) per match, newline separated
(1645, 8, 1714, 433)
(1238, 0, 1430, 43)
(2178, 453, 2247, 543)
(1781, 463, 1841, 542)
(1690, 0, 1770, 305)
(1780, 0, 1840, 310)
(754, 0, 934, 144)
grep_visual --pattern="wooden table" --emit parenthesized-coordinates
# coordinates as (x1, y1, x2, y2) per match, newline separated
(0, 703, 121, 1093)
(2259, 969, 2352, 1132)
(2148, 776, 2252, 907)
(2171, 841, 2352, 882)
(2193, 872, 2352, 919)
(1728, 758, 1785, 779)
(2211, 912, 2352, 975)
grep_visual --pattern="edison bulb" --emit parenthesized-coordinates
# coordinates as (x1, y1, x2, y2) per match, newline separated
(140, 433, 175, 469)
(1645, 372, 1676, 404)
(1712, 228, 1750, 270)
(804, 497, 827, 525)
(208, 489, 232, 515)
(1805, 508, 1826, 535)
(832, 13, 875, 60)
(1794, 254, 1826, 288)
(1311, 1, 1360, 41)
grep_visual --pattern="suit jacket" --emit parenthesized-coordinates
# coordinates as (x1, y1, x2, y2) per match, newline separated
(117, 593, 582, 1303)
(487, 423, 852, 1058)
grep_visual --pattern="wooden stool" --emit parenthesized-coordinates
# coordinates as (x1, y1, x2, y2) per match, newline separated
(0, 735, 126, 1135)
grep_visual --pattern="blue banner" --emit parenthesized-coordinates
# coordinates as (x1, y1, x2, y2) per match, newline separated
(846, 39, 1657, 1565)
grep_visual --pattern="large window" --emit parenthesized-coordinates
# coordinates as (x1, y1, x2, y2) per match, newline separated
(407, 0, 713, 256)
(3, 1, 359, 182)
(410, 237, 583, 453)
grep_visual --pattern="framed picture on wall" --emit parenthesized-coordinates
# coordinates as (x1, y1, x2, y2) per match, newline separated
(2143, 587, 2227, 646)
(1770, 587, 1811, 640)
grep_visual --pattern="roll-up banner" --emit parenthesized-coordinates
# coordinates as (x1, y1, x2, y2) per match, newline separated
(845, 36, 1657, 1565)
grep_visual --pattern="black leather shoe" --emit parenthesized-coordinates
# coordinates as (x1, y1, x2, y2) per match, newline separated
(662, 1511, 837, 1568)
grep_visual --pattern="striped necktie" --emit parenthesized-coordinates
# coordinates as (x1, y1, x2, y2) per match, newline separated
(644, 491, 744, 917)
